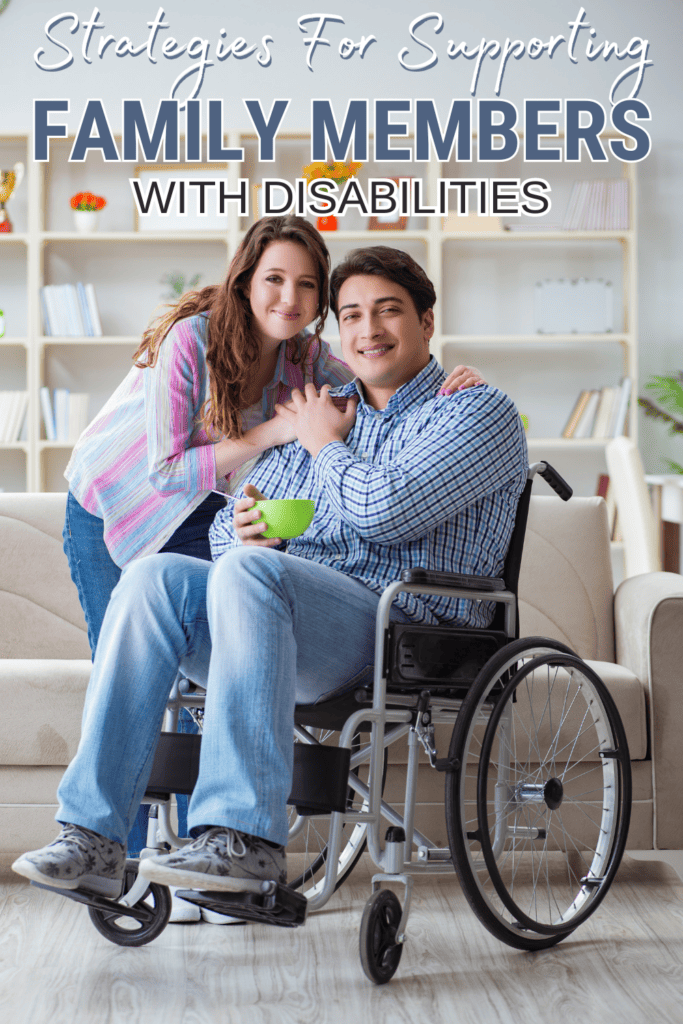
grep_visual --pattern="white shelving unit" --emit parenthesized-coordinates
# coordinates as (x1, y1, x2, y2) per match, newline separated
(0, 132, 636, 502)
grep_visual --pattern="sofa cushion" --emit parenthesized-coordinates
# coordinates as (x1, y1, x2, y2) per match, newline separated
(519, 496, 616, 663)
(0, 660, 91, 764)
(0, 494, 90, 660)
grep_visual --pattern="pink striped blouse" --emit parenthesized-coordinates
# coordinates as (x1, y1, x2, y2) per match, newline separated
(65, 313, 353, 567)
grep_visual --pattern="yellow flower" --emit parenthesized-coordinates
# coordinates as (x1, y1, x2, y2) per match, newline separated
(301, 161, 362, 186)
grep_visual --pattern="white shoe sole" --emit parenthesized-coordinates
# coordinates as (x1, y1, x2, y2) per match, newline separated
(168, 886, 202, 923)
(138, 858, 268, 893)
(201, 907, 246, 925)
(11, 856, 122, 898)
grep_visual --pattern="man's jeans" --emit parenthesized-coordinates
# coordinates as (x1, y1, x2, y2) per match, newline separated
(62, 490, 227, 854)
(57, 547, 409, 848)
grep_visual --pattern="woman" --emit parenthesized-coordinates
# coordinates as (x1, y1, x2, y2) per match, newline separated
(63, 215, 482, 919)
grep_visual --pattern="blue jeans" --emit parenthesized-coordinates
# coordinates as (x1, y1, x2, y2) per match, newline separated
(56, 548, 409, 848)
(62, 491, 226, 853)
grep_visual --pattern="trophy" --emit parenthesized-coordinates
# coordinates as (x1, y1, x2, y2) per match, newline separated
(0, 162, 24, 233)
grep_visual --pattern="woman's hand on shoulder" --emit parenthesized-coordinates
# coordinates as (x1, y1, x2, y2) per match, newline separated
(438, 365, 486, 397)
(265, 404, 298, 447)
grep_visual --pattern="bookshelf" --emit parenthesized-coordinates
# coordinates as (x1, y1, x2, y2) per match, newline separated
(0, 132, 637, 503)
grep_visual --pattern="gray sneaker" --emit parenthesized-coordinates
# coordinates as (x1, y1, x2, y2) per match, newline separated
(12, 824, 126, 898)
(139, 827, 286, 893)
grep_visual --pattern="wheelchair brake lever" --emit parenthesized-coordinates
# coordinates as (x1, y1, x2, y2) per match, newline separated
(412, 691, 439, 769)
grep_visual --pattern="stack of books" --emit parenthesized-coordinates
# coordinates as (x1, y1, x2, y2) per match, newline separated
(0, 391, 29, 443)
(562, 180, 629, 231)
(40, 283, 103, 337)
(40, 387, 90, 443)
(562, 379, 632, 439)
(596, 473, 621, 541)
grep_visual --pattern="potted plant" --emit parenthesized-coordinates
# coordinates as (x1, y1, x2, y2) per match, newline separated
(300, 161, 362, 231)
(70, 192, 107, 233)
(160, 272, 202, 300)
(638, 372, 683, 474)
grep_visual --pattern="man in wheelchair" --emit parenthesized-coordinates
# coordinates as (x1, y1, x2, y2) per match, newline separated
(13, 246, 527, 901)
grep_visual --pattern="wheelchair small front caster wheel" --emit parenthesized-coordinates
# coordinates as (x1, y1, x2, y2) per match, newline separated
(359, 889, 403, 984)
(88, 867, 171, 947)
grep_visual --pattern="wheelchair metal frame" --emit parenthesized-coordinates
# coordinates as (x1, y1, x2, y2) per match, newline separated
(58, 461, 630, 982)
(289, 577, 516, 938)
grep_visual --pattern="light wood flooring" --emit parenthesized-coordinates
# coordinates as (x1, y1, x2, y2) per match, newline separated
(1, 854, 682, 1024)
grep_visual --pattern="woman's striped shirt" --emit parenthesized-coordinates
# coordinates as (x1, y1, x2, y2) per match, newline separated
(65, 313, 352, 567)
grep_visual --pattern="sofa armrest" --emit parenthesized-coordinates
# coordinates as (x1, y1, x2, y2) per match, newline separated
(614, 571, 683, 850)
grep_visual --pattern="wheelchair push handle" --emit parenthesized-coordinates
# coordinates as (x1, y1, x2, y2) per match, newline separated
(529, 461, 573, 501)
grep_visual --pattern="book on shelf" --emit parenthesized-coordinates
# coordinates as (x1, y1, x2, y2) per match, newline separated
(609, 377, 632, 437)
(573, 389, 601, 438)
(562, 179, 629, 231)
(562, 389, 591, 437)
(596, 473, 610, 499)
(40, 387, 90, 442)
(503, 222, 563, 232)
(68, 393, 90, 441)
(54, 388, 69, 441)
(40, 283, 103, 337)
(595, 474, 618, 539)
(561, 379, 632, 439)
(84, 284, 103, 335)
(591, 386, 618, 438)
(40, 386, 56, 440)
(612, 513, 623, 543)
(0, 391, 29, 444)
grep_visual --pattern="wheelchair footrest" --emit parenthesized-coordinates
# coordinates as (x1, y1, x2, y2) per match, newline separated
(175, 883, 308, 928)
(29, 880, 155, 924)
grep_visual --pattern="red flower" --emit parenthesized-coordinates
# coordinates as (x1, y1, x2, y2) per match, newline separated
(70, 191, 107, 211)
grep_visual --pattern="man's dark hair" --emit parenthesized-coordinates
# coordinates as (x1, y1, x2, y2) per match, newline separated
(330, 246, 437, 320)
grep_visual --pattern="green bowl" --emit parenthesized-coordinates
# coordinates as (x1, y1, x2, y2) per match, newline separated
(253, 499, 315, 539)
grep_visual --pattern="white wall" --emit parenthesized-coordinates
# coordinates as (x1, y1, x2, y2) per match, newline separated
(1, 0, 682, 472)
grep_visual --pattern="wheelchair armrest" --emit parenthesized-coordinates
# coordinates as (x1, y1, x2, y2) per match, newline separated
(400, 567, 506, 592)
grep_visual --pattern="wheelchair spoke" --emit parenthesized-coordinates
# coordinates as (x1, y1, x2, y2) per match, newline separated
(446, 640, 631, 950)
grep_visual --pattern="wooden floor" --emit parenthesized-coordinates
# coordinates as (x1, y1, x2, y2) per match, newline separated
(1, 855, 682, 1024)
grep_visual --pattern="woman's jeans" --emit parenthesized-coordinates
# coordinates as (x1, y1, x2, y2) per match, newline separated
(56, 548, 410, 848)
(62, 491, 226, 854)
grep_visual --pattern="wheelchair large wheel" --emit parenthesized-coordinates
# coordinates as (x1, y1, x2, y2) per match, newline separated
(446, 637, 632, 951)
(88, 863, 172, 947)
(288, 729, 388, 900)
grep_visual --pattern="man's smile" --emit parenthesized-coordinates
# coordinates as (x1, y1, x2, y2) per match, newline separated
(358, 344, 394, 357)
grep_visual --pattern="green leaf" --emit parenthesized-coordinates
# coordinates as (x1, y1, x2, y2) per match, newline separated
(644, 373, 683, 415)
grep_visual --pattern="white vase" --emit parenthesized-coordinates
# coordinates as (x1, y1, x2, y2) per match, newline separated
(73, 210, 99, 234)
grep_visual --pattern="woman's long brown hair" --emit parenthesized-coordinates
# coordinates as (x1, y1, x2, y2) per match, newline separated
(133, 216, 331, 440)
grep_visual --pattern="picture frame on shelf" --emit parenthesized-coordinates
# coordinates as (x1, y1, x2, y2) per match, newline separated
(369, 178, 409, 231)
(133, 164, 229, 233)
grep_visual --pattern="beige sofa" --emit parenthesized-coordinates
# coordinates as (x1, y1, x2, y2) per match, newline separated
(1, 492, 682, 879)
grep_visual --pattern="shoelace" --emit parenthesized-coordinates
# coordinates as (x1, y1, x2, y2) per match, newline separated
(56, 823, 104, 856)
(193, 827, 247, 860)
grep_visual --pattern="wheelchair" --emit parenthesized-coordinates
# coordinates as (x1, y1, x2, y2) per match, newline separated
(32, 461, 632, 984)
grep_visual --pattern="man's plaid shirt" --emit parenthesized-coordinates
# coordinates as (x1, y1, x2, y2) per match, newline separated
(209, 358, 528, 627)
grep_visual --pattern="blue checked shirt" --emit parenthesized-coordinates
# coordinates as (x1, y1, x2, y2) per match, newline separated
(209, 358, 528, 627)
